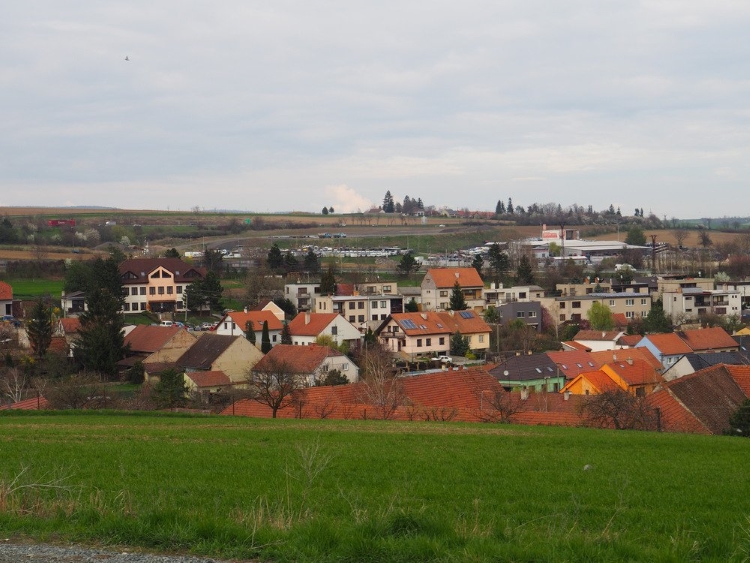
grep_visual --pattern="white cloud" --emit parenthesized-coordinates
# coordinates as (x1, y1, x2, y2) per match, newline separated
(323, 185, 373, 214)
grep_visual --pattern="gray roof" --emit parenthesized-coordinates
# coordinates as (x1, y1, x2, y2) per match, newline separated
(683, 352, 748, 371)
(489, 354, 561, 382)
(176, 334, 238, 370)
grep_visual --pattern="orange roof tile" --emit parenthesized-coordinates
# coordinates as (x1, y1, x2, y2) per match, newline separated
(605, 359, 663, 386)
(253, 344, 345, 374)
(185, 370, 232, 388)
(644, 333, 692, 356)
(590, 348, 662, 371)
(425, 268, 483, 289)
(436, 311, 491, 335)
(678, 327, 738, 352)
(583, 370, 622, 392)
(59, 318, 81, 334)
(47, 336, 68, 354)
(562, 341, 592, 352)
(725, 365, 750, 397)
(287, 313, 340, 336)
(547, 348, 661, 380)
(0, 396, 50, 411)
(617, 334, 643, 347)
(125, 325, 181, 354)
(612, 313, 628, 328)
(224, 310, 283, 331)
(646, 389, 709, 434)
(390, 312, 452, 336)
(0, 281, 12, 300)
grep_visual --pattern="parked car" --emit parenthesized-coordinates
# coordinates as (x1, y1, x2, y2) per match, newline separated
(200, 322, 214, 331)
(431, 355, 452, 363)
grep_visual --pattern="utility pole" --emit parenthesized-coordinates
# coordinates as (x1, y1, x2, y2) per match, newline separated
(650, 234, 658, 273)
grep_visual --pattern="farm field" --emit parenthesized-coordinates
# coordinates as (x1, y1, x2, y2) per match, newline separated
(0, 278, 64, 300)
(0, 412, 748, 562)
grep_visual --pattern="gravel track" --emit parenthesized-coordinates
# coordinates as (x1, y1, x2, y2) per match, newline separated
(0, 542, 256, 563)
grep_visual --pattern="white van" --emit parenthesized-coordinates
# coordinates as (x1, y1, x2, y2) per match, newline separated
(160, 320, 174, 327)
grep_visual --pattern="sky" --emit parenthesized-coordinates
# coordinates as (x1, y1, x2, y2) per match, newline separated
(2, 2, 749, 218)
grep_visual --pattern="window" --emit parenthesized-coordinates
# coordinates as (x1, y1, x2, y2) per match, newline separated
(358, 302, 364, 309)
(224, 323, 228, 329)
(380, 301, 386, 308)
(383, 285, 391, 292)
(131, 287, 138, 295)
(609, 300, 615, 306)
(371, 301, 378, 309)
(140, 302, 146, 311)
(528, 311, 537, 318)
(439, 337, 445, 345)
(439, 290, 448, 297)
(167, 286, 173, 295)
(572, 301, 581, 309)
(358, 315, 365, 323)
(479, 335, 484, 343)
(641, 298, 647, 305)
(625, 299, 634, 306)
(348, 302, 355, 310)
(626, 311, 634, 318)
(331, 326, 338, 335)
(158, 287, 164, 295)
(149, 287, 156, 295)
(560, 302, 566, 309)
(372, 315, 378, 321)
(176, 286, 182, 294)
(343, 363, 349, 371)
(140, 287, 146, 295)
(560, 314, 565, 321)
(123, 303, 130, 311)
(272, 335, 277, 342)
(417, 339, 423, 347)
(517, 311, 525, 318)
(426, 338, 432, 346)
(381, 314, 386, 320)
(349, 316, 355, 322)
(519, 292, 527, 299)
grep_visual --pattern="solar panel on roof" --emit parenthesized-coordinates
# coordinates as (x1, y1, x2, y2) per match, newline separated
(459, 311, 474, 319)
(401, 319, 417, 329)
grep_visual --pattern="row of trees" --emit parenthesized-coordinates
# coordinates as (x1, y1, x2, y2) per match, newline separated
(382, 191, 425, 214)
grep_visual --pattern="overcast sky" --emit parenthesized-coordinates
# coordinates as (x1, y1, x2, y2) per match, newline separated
(2, 2, 749, 218)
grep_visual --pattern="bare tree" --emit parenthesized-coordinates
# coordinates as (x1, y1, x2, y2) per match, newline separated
(477, 389, 523, 423)
(1, 368, 28, 404)
(580, 390, 657, 430)
(673, 228, 689, 249)
(356, 344, 403, 420)
(45, 373, 100, 410)
(247, 356, 304, 418)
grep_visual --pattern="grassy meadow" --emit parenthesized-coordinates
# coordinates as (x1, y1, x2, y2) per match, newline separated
(2, 278, 64, 300)
(0, 412, 749, 562)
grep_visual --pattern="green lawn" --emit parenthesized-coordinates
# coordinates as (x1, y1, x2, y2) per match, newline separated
(1, 278, 63, 300)
(0, 413, 748, 562)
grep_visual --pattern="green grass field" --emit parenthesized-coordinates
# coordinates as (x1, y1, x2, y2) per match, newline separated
(0, 413, 749, 562)
(1, 278, 63, 300)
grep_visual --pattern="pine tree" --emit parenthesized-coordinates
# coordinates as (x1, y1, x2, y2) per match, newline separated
(303, 248, 320, 273)
(261, 320, 272, 353)
(320, 263, 337, 295)
(507, 197, 514, 214)
(488, 243, 510, 283)
(516, 254, 535, 284)
(383, 191, 395, 213)
(471, 255, 484, 277)
(245, 320, 256, 345)
(27, 298, 53, 359)
(267, 243, 284, 270)
(449, 281, 468, 311)
(152, 368, 188, 409)
(281, 322, 292, 344)
(74, 286, 126, 379)
(450, 331, 470, 356)
(495, 200, 505, 214)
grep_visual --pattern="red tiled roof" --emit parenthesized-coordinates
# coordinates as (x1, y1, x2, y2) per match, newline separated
(0, 396, 49, 411)
(185, 370, 232, 388)
(547, 348, 661, 380)
(647, 388, 709, 434)
(336, 283, 355, 296)
(125, 325, 181, 354)
(590, 348, 661, 371)
(644, 333, 692, 356)
(436, 311, 491, 335)
(678, 327, 738, 352)
(578, 370, 621, 393)
(59, 318, 81, 334)
(253, 344, 344, 374)
(574, 330, 623, 342)
(0, 281, 12, 300)
(618, 334, 642, 347)
(605, 359, 663, 386)
(390, 312, 452, 337)
(612, 313, 628, 328)
(118, 258, 206, 284)
(725, 365, 750, 397)
(287, 313, 339, 336)
(562, 341, 592, 352)
(47, 337, 68, 354)
(425, 268, 483, 289)
(223, 310, 283, 332)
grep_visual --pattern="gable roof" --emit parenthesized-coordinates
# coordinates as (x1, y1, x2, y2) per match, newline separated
(682, 352, 748, 372)
(253, 344, 345, 374)
(617, 334, 643, 347)
(488, 354, 560, 383)
(436, 310, 491, 335)
(287, 313, 340, 336)
(125, 325, 181, 354)
(0, 396, 50, 411)
(574, 330, 623, 342)
(563, 370, 621, 394)
(176, 334, 239, 370)
(185, 370, 232, 388)
(425, 268, 483, 288)
(59, 317, 81, 334)
(604, 359, 663, 387)
(118, 258, 205, 284)
(724, 364, 750, 397)
(612, 313, 628, 328)
(647, 388, 709, 434)
(678, 327, 738, 352)
(643, 333, 692, 356)
(224, 310, 283, 332)
(0, 281, 12, 301)
(547, 348, 661, 380)
(388, 312, 452, 337)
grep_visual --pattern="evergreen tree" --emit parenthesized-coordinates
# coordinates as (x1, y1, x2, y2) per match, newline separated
(383, 191, 395, 213)
(27, 298, 53, 359)
(320, 263, 337, 295)
(267, 243, 284, 270)
(322, 207, 329, 215)
(261, 321, 272, 353)
(626, 226, 646, 246)
(507, 198, 514, 214)
(417, 198, 424, 210)
(397, 252, 418, 277)
(471, 254, 484, 277)
(405, 298, 419, 313)
(281, 322, 292, 344)
(164, 248, 180, 258)
(450, 331, 470, 356)
(74, 286, 126, 379)
(303, 247, 320, 273)
(152, 368, 188, 409)
(329, 207, 334, 213)
(643, 299, 673, 333)
(729, 399, 750, 437)
(273, 297, 298, 320)
(449, 281, 468, 311)
(488, 243, 510, 283)
(245, 320, 256, 345)
(495, 200, 505, 214)
(202, 270, 223, 312)
(364, 327, 377, 345)
(284, 252, 299, 273)
(516, 254, 535, 284)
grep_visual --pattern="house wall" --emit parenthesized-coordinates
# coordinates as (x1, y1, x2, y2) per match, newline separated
(377, 319, 450, 358)
(216, 317, 281, 348)
(144, 330, 199, 365)
(211, 339, 264, 383)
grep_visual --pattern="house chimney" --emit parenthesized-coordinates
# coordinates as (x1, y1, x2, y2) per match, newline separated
(244, 307, 248, 313)
(521, 387, 529, 401)
(613, 353, 617, 361)
(564, 390, 571, 401)
(627, 357, 633, 365)
(305, 311, 311, 325)
(455, 272, 460, 278)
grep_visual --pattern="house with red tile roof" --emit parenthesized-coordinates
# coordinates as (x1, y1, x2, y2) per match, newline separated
(562, 358, 663, 396)
(252, 344, 358, 385)
(677, 326, 739, 353)
(121, 324, 198, 377)
(118, 258, 206, 315)
(647, 364, 748, 434)
(573, 330, 626, 352)
(421, 268, 485, 312)
(561, 369, 622, 395)
(0, 395, 49, 411)
(547, 347, 661, 380)
(636, 332, 693, 370)
(617, 334, 642, 347)
(215, 310, 284, 347)
(436, 310, 492, 355)
(287, 312, 362, 348)
(184, 370, 234, 395)
(377, 312, 452, 359)
(0, 280, 12, 316)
